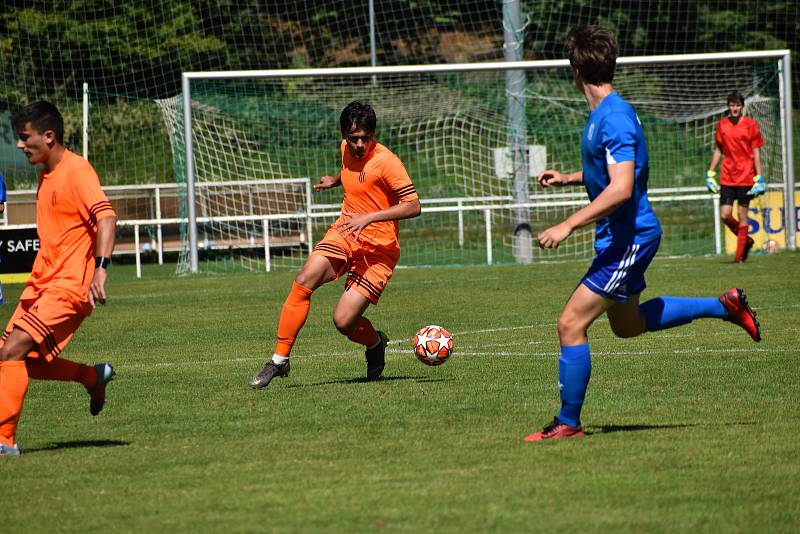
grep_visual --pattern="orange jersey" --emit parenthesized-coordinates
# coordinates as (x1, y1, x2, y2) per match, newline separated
(22, 149, 116, 313)
(715, 116, 765, 186)
(337, 140, 418, 249)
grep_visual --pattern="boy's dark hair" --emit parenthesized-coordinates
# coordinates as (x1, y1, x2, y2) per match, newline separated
(10, 101, 64, 143)
(727, 92, 745, 105)
(340, 101, 376, 134)
(566, 25, 618, 85)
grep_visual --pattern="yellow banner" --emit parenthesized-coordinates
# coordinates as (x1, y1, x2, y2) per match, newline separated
(0, 273, 30, 284)
(724, 190, 800, 253)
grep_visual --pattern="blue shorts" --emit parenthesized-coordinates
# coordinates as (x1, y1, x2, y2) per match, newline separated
(582, 237, 660, 303)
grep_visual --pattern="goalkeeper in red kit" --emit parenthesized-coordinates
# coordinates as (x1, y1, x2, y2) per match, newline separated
(705, 92, 765, 263)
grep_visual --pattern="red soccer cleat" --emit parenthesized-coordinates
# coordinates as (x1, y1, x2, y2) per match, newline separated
(719, 288, 761, 342)
(741, 237, 755, 262)
(524, 417, 584, 442)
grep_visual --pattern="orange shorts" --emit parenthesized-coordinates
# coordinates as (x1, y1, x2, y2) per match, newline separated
(312, 226, 400, 304)
(1, 292, 85, 361)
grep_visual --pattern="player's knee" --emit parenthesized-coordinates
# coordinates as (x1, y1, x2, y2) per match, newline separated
(0, 345, 25, 362)
(332, 312, 357, 335)
(556, 314, 584, 341)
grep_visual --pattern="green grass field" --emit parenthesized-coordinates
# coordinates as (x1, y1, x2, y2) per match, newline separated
(2, 252, 799, 532)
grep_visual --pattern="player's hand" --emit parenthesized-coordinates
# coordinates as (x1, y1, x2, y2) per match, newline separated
(705, 170, 720, 194)
(747, 175, 766, 196)
(88, 268, 107, 309)
(537, 222, 573, 249)
(314, 175, 339, 191)
(537, 169, 569, 188)
(335, 210, 373, 241)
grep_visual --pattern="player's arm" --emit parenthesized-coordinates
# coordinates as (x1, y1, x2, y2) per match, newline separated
(538, 170, 583, 187)
(537, 161, 633, 249)
(88, 214, 117, 308)
(336, 199, 421, 240)
(314, 173, 341, 191)
(753, 147, 762, 177)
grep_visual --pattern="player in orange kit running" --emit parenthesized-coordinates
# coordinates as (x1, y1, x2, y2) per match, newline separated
(0, 101, 117, 457)
(249, 101, 421, 389)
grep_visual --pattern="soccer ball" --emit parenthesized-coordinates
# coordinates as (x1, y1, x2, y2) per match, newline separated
(413, 325, 454, 366)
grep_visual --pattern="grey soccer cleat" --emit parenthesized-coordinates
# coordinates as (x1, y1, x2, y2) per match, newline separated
(365, 331, 388, 381)
(86, 363, 115, 416)
(0, 443, 21, 457)
(249, 360, 290, 389)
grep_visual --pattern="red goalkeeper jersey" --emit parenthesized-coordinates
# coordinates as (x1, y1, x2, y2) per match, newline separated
(714, 116, 764, 186)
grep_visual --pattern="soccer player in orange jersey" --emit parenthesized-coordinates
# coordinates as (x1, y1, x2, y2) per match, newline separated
(705, 92, 766, 263)
(0, 102, 118, 456)
(249, 101, 421, 388)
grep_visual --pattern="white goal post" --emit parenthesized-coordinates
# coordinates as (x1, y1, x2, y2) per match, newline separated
(179, 50, 794, 273)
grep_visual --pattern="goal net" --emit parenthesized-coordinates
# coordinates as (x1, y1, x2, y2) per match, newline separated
(163, 52, 788, 273)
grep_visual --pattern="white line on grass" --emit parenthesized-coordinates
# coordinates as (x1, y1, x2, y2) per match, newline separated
(121, 346, 792, 370)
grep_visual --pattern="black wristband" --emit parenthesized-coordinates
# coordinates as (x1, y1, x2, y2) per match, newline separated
(95, 256, 111, 269)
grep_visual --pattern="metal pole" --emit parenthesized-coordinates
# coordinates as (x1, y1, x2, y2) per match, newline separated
(484, 209, 493, 265)
(155, 186, 164, 264)
(134, 224, 141, 279)
(781, 53, 796, 250)
(263, 219, 271, 272)
(713, 196, 721, 255)
(503, 0, 532, 264)
(369, 0, 377, 84)
(82, 83, 89, 159)
(182, 75, 200, 272)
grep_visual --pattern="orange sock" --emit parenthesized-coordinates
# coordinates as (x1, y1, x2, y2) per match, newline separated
(26, 358, 97, 387)
(0, 361, 29, 446)
(734, 225, 749, 262)
(274, 282, 313, 357)
(347, 317, 379, 347)
(724, 218, 739, 234)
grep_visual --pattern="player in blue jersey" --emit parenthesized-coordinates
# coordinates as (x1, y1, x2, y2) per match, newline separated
(525, 25, 762, 441)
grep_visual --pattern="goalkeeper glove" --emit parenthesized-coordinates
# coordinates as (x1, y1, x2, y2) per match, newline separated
(747, 175, 766, 196)
(705, 170, 720, 194)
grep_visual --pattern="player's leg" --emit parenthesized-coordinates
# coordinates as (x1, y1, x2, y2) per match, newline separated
(249, 251, 345, 389)
(718, 189, 739, 235)
(635, 290, 759, 341)
(525, 284, 613, 442)
(6, 296, 115, 416)
(0, 328, 36, 452)
(338, 249, 396, 380)
(734, 197, 754, 263)
(332, 286, 387, 380)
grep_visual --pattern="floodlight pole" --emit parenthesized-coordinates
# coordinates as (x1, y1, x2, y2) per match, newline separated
(503, 0, 532, 264)
(182, 75, 200, 273)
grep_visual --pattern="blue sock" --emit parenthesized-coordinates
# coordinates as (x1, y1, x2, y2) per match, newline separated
(641, 296, 726, 332)
(557, 343, 591, 428)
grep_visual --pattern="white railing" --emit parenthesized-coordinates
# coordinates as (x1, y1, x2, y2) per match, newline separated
(0, 185, 725, 278)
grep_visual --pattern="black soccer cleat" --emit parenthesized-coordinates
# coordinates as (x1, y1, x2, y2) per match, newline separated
(365, 331, 388, 381)
(249, 360, 290, 389)
(86, 363, 115, 416)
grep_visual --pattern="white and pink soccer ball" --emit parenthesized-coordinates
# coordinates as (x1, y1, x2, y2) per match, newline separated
(413, 325, 454, 366)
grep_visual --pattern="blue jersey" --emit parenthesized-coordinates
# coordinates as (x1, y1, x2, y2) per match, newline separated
(581, 92, 662, 249)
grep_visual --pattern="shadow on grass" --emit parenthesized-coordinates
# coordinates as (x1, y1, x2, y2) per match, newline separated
(587, 421, 756, 435)
(285, 376, 448, 388)
(22, 439, 130, 454)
